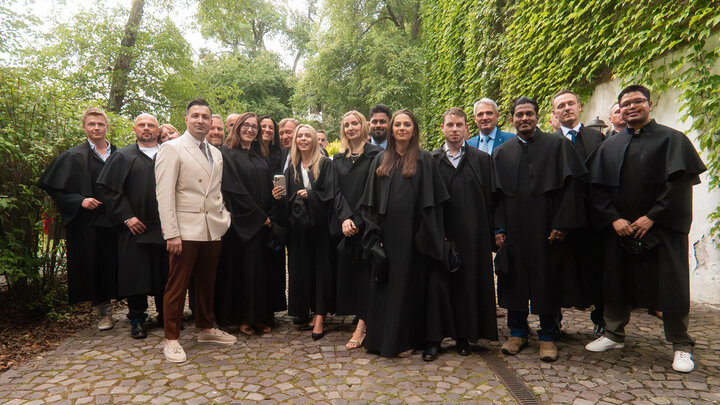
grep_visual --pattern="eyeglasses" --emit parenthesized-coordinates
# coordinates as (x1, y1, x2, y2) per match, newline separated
(240, 123, 258, 130)
(619, 98, 648, 109)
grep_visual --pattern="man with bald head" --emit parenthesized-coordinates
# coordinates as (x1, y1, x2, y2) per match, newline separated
(607, 103, 626, 136)
(97, 113, 168, 339)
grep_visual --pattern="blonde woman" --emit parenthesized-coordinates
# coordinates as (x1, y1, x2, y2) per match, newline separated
(159, 124, 180, 143)
(272, 124, 336, 340)
(332, 111, 383, 349)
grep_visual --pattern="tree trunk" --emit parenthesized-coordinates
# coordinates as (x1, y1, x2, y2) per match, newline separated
(106, 0, 145, 114)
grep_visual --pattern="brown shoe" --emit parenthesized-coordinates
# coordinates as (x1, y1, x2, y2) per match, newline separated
(539, 341, 558, 362)
(501, 337, 528, 355)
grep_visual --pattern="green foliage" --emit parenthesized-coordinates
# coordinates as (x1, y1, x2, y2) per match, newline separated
(294, 0, 424, 133)
(422, 0, 720, 235)
(325, 140, 342, 157)
(197, 0, 284, 54)
(20, 4, 194, 120)
(0, 0, 39, 58)
(0, 67, 79, 311)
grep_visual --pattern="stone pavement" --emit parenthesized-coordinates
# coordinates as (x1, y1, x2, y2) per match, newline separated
(0, 303, 718, 404)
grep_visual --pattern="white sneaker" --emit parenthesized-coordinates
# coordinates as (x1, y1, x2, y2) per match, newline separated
(97, 315, 115, 331)
(198, 328, 237, 344)
(585, 336, 625, 352)
(164, 341, 187, 363)
(672, 351, 694, 373)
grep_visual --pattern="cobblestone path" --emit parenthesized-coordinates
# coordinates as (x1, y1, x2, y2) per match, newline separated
(1, 303, 718, 404)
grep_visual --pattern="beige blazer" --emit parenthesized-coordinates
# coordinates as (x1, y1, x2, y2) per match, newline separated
(155, 132, 231, 241)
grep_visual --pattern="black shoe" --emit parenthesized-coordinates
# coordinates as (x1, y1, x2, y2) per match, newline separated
(293, 315, 311, 325)
(456, 338, 470, 356)
(593, 324, 605, 338)
(422, 345, 440, 362)
(312, 331, 325, 341)
(298, 324, 314, 331)
(131, 322, 147, 339)
(351, 315, 359, 325)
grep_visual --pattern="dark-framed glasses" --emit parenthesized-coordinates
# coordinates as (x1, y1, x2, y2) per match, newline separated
(619, 98, 649, 109)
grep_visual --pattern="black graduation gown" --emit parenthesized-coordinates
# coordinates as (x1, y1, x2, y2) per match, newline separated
(266, 147, 289, 312)
(555, 126, 606, 308)
(283, 157, 337, 317)
(215, 146, 278, 325)
(332, 143, 382, 318)
(493, 130, 588, 314)
(37, 141, 118, 304)
(427, 145, 498, 342)
(586, 120, 706, 312)
(96, 144, 167, 298)
(361, 150, 449, 357)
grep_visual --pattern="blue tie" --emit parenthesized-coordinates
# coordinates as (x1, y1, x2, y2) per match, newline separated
(567, 129, 577, 143)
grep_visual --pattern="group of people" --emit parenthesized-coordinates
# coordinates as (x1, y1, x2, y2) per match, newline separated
(39, 84, 706, 374)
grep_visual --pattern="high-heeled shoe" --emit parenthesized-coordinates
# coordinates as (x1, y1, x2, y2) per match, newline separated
(312, 331, 325, 340)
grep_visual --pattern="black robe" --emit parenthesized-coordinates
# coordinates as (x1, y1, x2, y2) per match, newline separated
(493, 130, 588, 314)
(586, 120, 706, 312)
(282, 157, 337, 317)
(37, 141, 118, 304)
(266, 147, 289, 312)
(215, 146, 279, 325)
(556, 126, 606, 308)
(427, 145, 498, 342)
(361, 150, 449, 357)
(332, 143, 382, 318)
(96, 144, 167, 298)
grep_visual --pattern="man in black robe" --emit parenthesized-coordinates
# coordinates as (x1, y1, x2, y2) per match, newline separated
(424, 107, 498, 361)
(493, 97, 587, 362)
(97, 113, 167, 339)
(584, 85, 706, 373)
(38, 107, 118, 330)
(606, 103, 626, 137)
(552, 89, 606, 337)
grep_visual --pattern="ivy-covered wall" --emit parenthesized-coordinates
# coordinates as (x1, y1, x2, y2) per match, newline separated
(422, 0, 720, 235)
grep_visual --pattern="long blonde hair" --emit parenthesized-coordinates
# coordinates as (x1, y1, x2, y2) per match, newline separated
(290, 124, 323, 183)
(339, 110, 369, 158)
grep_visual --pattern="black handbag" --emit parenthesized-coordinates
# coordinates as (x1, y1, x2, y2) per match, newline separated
(618, 231, 660, 255)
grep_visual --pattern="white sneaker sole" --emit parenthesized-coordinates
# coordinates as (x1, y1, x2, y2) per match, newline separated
(585, 342, 625, 352)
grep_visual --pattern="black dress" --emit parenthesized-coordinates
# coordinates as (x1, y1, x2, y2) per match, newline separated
(361, 150, 449, 357)
(283, 157, 337, 318)
(38, 141, 118, 304)
(215, 146, 277, 326)
(427, 145, 498, 343)
(333, 143, 383, 318)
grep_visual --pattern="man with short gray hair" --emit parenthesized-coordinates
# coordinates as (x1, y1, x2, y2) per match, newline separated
(467, 98, 514, 154)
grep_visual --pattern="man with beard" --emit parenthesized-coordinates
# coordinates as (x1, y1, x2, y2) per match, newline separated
(467, 98, 514, 154)
(207, 114, 225, 147)
(424, 107, 497, 361)
(38, 107, 118, 330)
(97, 113, 167, 339)
(155, 99, 235, 362)
(493, 97, 587, 362)
(584, 85, 706, 373)
(368, 104, 391, 149)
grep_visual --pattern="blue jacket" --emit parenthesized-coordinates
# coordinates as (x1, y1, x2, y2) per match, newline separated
(467, 128, 515, 154)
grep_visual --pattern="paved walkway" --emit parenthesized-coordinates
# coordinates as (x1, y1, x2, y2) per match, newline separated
(1, 303, 718, 404)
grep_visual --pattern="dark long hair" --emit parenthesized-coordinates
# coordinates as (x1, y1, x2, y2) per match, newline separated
(376, 110, 420, 178)
(257, 115, 280, 157)
(224, 112, 261, 154)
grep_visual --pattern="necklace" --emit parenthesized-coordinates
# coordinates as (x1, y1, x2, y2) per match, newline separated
(350, 152, 360, 164)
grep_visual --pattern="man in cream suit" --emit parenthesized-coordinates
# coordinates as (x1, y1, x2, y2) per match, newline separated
(155, 99, 235, 363)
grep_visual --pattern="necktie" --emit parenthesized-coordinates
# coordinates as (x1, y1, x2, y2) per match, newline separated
(199, 142, 212, 164)
(567, 129, 577, 143)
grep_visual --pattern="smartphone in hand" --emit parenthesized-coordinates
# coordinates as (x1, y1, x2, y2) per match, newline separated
(273, 175, 287, 195)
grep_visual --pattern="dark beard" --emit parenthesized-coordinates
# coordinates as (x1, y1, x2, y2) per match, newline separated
(371, 131, 387, 144)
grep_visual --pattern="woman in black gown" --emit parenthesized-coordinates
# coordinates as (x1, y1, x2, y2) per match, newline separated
(258, 115, 288, 317)
(332, 111, 382, 349)
(215, 112, 275, 335)
(361, 110, 449, 357)
(272, 124, 336, 339)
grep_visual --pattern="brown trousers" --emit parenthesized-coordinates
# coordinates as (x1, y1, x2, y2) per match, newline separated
(163, 241, 222, 340)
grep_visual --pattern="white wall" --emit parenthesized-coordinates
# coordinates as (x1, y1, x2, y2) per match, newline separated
(581, 80, 720, 305)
